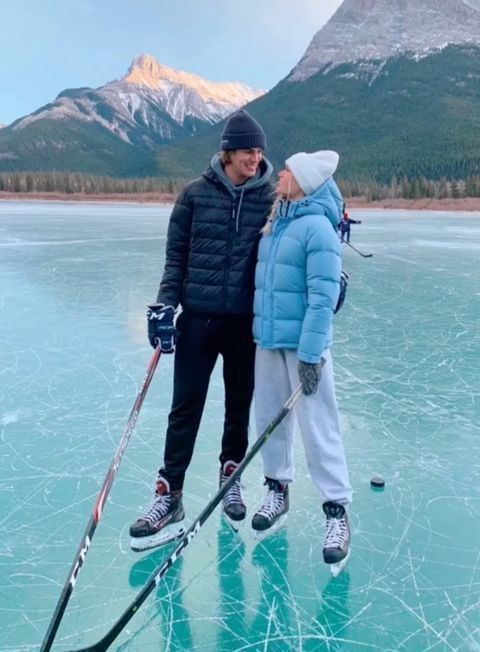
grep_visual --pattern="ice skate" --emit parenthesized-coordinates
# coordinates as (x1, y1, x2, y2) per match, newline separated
(251, 478, 289, 541)
(130, 477, 186, 552)
(322, 502, 350, 576)
(220, 460, 246, 532)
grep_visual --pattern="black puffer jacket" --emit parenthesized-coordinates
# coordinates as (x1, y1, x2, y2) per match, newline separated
(156, 156, 274, 315)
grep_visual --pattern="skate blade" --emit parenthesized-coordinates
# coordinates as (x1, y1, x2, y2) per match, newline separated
(222, 512, 245, 533)
(252, 514, 288, 542)
(329, 550, 350, 577)
(130, 523, 186, 552)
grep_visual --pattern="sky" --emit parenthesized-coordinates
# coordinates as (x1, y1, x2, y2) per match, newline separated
(0, 0, 343, 126)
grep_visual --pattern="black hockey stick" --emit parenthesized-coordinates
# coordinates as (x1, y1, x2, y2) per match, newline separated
(68, 383, 304, 652)
(342, 239, 373, 258)
(40, 346, 162, 652)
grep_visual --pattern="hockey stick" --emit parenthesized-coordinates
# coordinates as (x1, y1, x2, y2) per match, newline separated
(342, 239, 373, 258)
(40, 346, 162, 652)
(68, 383, 304, 652)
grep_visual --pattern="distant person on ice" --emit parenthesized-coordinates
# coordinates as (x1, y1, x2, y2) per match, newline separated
(129, 110, 274, 550)
(338, 204, 361, 243)
(251, 150, 352, 569)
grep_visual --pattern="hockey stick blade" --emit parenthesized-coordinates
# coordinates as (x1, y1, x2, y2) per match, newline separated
(67, 384, 303, 652)
(342, 239, 373, 258)
(40, 347, 162, 652)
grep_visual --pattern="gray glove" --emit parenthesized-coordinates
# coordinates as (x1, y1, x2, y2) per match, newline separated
(298, 358, 325, 396)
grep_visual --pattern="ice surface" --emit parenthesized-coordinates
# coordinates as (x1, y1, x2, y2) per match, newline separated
(0, 202, 479, 651)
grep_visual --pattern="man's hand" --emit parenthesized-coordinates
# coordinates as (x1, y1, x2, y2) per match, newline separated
(298, 358, 326, 396)
(147, 304, 178, 353)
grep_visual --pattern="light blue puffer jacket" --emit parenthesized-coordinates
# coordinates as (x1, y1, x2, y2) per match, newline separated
(253, 178, 343, 363)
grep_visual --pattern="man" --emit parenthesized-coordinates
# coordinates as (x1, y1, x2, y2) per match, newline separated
(338, 204, 362, 243)
(130, 110, 274, 550)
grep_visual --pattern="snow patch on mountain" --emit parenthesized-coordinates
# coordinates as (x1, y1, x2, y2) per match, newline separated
(290, 0, 480, 81)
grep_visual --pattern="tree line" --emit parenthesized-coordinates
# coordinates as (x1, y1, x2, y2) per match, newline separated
(1, 171, 480, 200)
(0, 172, 184, 196)
(339, 176, 477, 200)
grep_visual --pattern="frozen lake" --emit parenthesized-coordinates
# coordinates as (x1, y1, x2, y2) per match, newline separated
(1, 201, 479, 651)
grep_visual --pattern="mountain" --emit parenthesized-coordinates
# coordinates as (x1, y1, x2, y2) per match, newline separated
(290, 0, 480, 80)
(0, 54, 263, 176)
(154, 0, 480, 184)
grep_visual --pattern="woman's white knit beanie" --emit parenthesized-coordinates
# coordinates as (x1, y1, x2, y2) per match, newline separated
(285, 150, 339, 195)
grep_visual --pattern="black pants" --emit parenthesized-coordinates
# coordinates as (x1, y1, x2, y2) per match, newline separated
(160, 312, 255, 491)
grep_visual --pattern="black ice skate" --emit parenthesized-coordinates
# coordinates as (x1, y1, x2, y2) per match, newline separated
(130, 477, 186, 552)
(322, 501, 350, 576)
(251, 478, 289, 541)
(219, 460, 246, 531)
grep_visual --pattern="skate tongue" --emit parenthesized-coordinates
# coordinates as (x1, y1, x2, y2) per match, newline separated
(223, 460, 238, 476)
(323, 502, 345, 519)
(155, 478, 171, 495)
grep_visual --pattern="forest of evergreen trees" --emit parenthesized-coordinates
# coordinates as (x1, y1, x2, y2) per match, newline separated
(0, 172, 184, 196)
(1, 171, 480, 200)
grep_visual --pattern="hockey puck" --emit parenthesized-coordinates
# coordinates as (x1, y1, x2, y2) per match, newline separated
(370, 476, 385, 489)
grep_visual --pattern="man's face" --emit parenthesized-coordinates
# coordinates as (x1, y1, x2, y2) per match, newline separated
(227, 148, 263, 184)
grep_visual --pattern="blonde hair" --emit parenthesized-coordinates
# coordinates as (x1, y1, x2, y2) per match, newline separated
(262, 174, 297, 235)
(219, 150, 234, 165)
(261, 196, 281, 235)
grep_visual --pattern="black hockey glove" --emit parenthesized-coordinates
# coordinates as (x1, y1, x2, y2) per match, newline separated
(298, 358, 325, 396)
(147, 304, 177, 353)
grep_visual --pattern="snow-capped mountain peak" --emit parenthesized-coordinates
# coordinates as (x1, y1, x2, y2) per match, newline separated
(289, 0, 480, 81)
(11, 54, 264, 147)
(121, 53, 263, 116)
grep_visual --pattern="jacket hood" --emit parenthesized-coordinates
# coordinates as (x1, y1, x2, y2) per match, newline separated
(205, 153, 274, 196)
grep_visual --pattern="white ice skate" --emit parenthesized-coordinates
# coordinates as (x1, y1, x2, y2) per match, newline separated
(322, 502, 350, 577)
(251, 478, 289, 542)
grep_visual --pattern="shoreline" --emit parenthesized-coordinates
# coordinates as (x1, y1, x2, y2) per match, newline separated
(0, 191, 176, 204)
(1, 191, 480, 211)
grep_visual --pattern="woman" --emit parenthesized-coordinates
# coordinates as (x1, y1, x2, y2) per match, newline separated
(252, 150, 352, 568)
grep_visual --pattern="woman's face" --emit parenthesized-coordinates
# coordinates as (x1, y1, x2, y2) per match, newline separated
(276, 167, 303, 199)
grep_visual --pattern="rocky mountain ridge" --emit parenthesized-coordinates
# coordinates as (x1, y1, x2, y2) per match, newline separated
(290, 0, 480, 80)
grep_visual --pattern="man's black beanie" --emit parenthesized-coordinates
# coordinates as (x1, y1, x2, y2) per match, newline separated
(220, 109, 267, 151)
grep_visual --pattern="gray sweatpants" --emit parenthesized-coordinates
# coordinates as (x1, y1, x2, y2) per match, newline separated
(254, 347, 352, 506)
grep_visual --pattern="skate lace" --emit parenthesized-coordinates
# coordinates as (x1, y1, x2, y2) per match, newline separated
(324, 516, 348, 548)
(222, 474, 244, 507)
(143, 494, 171, 525)
(256, 487, 284, 519)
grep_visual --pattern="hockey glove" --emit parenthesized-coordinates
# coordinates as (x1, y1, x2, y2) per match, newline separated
(298, 358, 325, 396)
(147, 304, 178, 353)
(334, 270, 349, 314)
